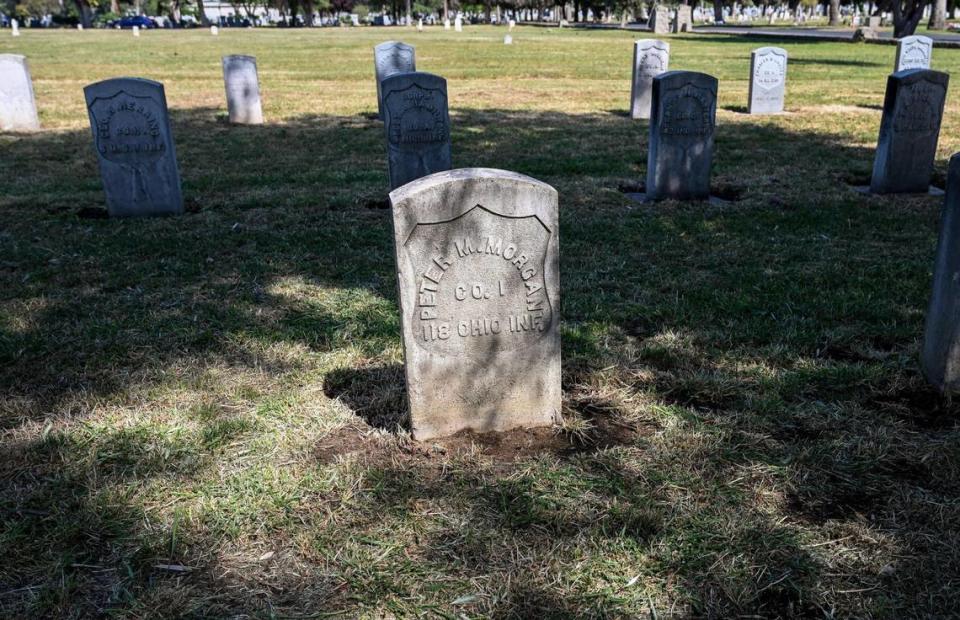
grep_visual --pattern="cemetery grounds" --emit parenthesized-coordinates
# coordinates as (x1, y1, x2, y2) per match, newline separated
(2, 26, 960, 618)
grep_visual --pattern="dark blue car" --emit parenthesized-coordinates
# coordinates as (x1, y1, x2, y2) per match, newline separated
(111, 15, 157, 29)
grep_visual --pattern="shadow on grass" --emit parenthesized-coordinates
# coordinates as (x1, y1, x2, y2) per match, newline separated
(1, 106, 957, 616)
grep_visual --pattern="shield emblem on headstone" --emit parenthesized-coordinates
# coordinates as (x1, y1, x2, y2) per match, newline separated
(88, 90, 166, 166)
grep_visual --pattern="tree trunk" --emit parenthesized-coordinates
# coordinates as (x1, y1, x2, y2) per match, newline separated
(75, 0, 92, 26)
(196, 0, 211, 25)
(893, 0, 925, 36)
(929, 0, 947, 28)
(829, 0, 840, 24)
(714, 0, 723, 22)
(443, 0, 448, 19)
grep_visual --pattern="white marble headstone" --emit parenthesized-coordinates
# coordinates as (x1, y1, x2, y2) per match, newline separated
(895, 35, 933, 72)
(11, 19, 19, 36)
(132, 25, 140, 36)
(0, 54, 41, 131)
(222, 55, 264, 125)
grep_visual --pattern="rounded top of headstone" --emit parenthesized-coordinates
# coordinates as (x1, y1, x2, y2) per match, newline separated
(223, 54, 256, 63)
(753, 46, 787, 57)
(83, 77, 165, 101)
(899, 34, 933, 44)
(654, 70, 719, 91)
(389, 167, 557, 205)
(375, 40, 414, 51)
(381, 70, 446, 89)
(891, 68, 949, 84)
(635, 38, 669, 49)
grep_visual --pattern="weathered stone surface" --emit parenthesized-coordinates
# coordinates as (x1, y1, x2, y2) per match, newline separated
(748, 46, 787, 114)
(649, 5, 670, 34)
(646, 71, 717, 201)
(672, 5, 692, 32)
(895, 35, 933, 72)
(0, 54, 40, 131)
(382, 71, 452, 190)
(870, 69, 948, 194)
(222, 55, 264, 125)
(923, 153, 960, 392)
(389, 168, 561, 440)
(374, 41, 416, 120)
(84, 77, 183, 217)
(630, 39, 669, 120)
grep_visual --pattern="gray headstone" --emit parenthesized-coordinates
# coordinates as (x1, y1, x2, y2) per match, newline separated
(389, 167, 561, 440)
(374, 41, 416, 120)
(646, 71, 718, 201)
(870, 69, 948, 194)
(222, 55, 264, 125)
(382, 71, 452, 190)
(84, 78, 183, 217)
(0, 54, 40, 131)
(649, 5, 670, 34)
(923, 153, 960, 392)
(672, 5, 692, 32)
(868, 15, 881, 28)
(748, 46, 787, 114)
(630, 39, 669, 120)
(895, 35, 933, 72)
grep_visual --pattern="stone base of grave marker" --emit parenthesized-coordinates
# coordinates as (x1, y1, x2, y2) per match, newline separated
(389, 168, 561, 440)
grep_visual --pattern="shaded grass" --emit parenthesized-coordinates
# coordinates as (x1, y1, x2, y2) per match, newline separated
(1, 26, 960, 618)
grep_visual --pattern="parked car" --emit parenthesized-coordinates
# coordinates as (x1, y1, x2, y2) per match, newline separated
(111, 15, 158, 29)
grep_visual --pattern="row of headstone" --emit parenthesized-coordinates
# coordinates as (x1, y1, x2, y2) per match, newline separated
(374, 42, 453, 189)
(630, 41, 785, 119)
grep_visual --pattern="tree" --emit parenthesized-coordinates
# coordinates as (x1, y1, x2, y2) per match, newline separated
(889, 0, 926, 36)
(829, 0, 840, 24)
(929, 0, 946, 28)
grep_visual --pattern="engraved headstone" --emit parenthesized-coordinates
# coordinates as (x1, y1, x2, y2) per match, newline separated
(0, 54, 41, 131)
(389, 168, 561, 440)
(374, 41, 416, 120)
(222, 55, 264, 125)
(381, 71, 452, 190)
(870, 69, 948, 194)
(923, 152, 960, 393)
(11, 19, 19, 36)
(649, 5, 670, 33)
(630, 39, 669, 120)
(895, 35, 932, 72)
(748, 46, 787, 114)
(646, 71, 718, 201)
(672, 5, 693, 32)
(84, 78, 183, 217)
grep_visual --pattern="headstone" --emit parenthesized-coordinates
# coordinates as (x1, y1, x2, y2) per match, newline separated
(222, 55, 264, 125)
(77, 24, 84, 30)
(504, 34, 513, 44)
(559, 18, 569, 27)
(923, 153, 960, 392)
(870, 69, 948, 194)
(895, 35, 933, 71)
(868, 15, 881, 28)
(649, 5, 670, 33)
(646, 71, 718, 201)
(748, 46, 787, 114)
(389, 168, 561, 440)
(672, 5, 693, 32)
(132, 25, 140, 37)
(444, 18, 451, 29)
(374, 41, 416, 120)
(417, 18, 423, 31)
(11, 19, 19, 36)
(211, 25, 219, 35)
(84, 78, 183, 217)
(630, 39, 669, 120)
(509, 19, 516, 29)
(0, 55, 40, 131)
(455, 15, 463, 31)
(381, 71, 452, 189)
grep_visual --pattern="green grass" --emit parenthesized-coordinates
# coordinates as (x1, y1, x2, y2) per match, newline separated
(2, 25, 960, 617)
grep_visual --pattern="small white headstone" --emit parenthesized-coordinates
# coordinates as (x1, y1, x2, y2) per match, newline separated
(895, 35, 933, 71)
(417, 18, 423, 31)
(454, 15, 462, 31)
(211, 25, 219, 35)
(504, 34, 512, 44)
(11, 19, 19, 36)
(77, 23, 84, 31)
(0, 54, 41, 131)
(132, 25, 140, 37)
(508, 19, 516, 29)
(444, 18, 450, 29)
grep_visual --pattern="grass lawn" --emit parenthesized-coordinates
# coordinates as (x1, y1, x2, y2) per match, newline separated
(2, 25, 960, 618)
